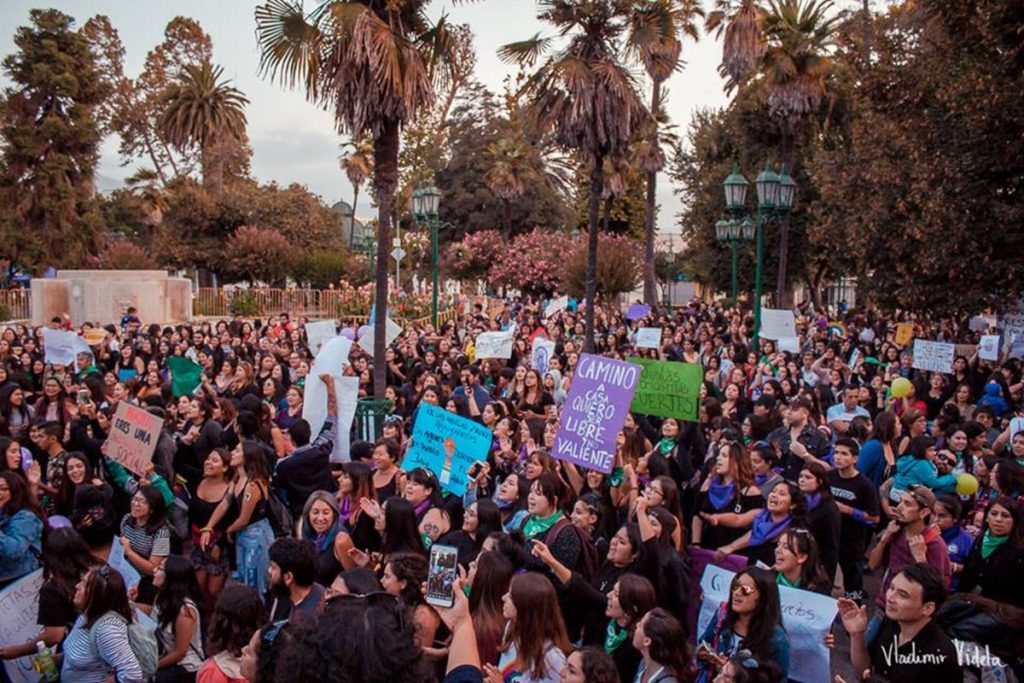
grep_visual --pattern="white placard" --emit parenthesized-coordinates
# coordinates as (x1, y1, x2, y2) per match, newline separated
(0, 569, 44, 683)
(970, 315, 996, 332)
(636, 327, 662, 349)
(979, 335, 1000, 361)
(760, 309, 797, 340)
(697, 563, 837, 683)
(42, 328, 79, 366)
(912, 339, 955, 373)
(1011, 334, 1024, 360)
(108, 536, 142, 590)
(532, 338, 556, 375)
(302, 344, 360, 465)
(357, 318, 403, 357)
(475, 330, 514, 359)
(305, 320, 341, 358)
(544, 295, 568, 319)
(777, 336, 800, 353)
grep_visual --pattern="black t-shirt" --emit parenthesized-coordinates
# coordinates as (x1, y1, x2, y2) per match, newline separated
(869, 618, 962, 683)
(37, 581, 77, 629)
(828, 469, 880, 555)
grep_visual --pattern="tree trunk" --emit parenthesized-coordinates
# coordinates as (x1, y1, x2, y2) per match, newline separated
(642, 82, 662, 308)
(350, 184, 361, 251)
(201, 143, 224, 196)
(501, 200, 512, 241)
(372, 122, 400, 399)
(584, 156, 604, 354)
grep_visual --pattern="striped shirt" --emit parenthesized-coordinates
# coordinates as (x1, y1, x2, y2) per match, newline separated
(120, 514, 171, 558)
(61, 613, 143, 683)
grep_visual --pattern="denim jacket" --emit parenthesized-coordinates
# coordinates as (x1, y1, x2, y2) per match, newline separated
(0, 508, 43, 582)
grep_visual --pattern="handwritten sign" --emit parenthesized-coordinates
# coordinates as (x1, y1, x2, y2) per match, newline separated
(358, 317, 403, 357)
(628, 358, 703, 422)
(108, 536, 142, 590)
(912, 339, 954, 373)
(42, 328, 79, 366)
(895, 322, 914, 347)
(305, 320, 341, 358)
(759, 309, 796, 340)
(979, 335, 1000, 361)
(778, 336, 800, 354)
(475, 330, 514, 360)
(553, 355, 641, 473)
(636, 328, 662, 349)
(532, 338, 556, 375)
(106, 402, 162, 476)
(697, 563, 837, 683)
(686, 548, 747, 641)
(404, 403, 492, 496)
(544, 295, 568, 319)
(0, 569, 44, 683)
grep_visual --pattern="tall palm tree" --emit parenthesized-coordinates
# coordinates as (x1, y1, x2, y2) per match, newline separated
(256, 0, 464, 397)
(705, 0, 768, 85)
(502, 0, 649, 352)
(159, 61, 248, 195)
(629, 0, 702, 306)
(125, 168, 169, 245)
(485, 137, 535, 240)
(339, 137, 374, 249)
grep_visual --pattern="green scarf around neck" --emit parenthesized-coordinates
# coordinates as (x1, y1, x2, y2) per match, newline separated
(981, 530, 1010, 559)
(522, 510, 562, 538)
(605, 619, 629, 654)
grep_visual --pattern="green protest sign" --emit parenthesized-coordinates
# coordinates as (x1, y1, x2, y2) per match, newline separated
(627, 358, 703, 422)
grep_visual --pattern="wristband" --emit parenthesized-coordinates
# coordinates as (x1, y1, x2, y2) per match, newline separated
(852, 509, 864, 522)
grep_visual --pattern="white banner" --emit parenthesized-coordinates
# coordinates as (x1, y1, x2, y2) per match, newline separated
(475, 331, 514, 360)
(42, 328, 79, 366)
(979, 335, 1000, 362)
(636, 328, 662, 349)
(305, 320, 341, 358)
(532, 338, 556, 375)
(912, 339, 955, 373)
(358, 318, 403, 357)
(760, 309, 797, 340)
(697, 564, 837, 683)
(778, 336, 800, 353)
(304, 338, 360, 462)
(0, 569, 44, 683)
(544, 295, 568, 319)
(108, 536, 142, 590)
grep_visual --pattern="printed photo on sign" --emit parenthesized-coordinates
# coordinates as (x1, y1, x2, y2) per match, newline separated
(532, 338, 555, 375)
(403, 404, 492, 496)
(554, 355, 641, 473)
(979, 335, 1000, 361)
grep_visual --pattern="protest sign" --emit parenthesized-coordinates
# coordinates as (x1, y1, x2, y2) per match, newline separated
(42, 328, 78, 365)
(305, 320, 341, 358)
(108, 537, 142, 590)
(953, 343, 977, 360)
(403, 403, 492, 495)
(544, 295, 568, 319)
(635, 327, 662, 349)
(304, 337, 359, 462)
(625, 303, 652, 320)
(697, 563, 837, 683)
(0, 569, 44, 683)
(1000, 314, 1024, 350)
(627, 357, 703, 423)
(912, 339, 955, 373)
(167, 355, 204, 397)
(970, 315, 996, 332)
(358, 318, 402, 357)
(777, 337, 800, 353)
(686, 548, 747, 641)
(106, 402, 163, 475)
(759, 309, 796, 340)
(1011, 334, 1024, 360)
(532, 338, 556, 375)
(475, 330, 514, 359)
(895, 322, 914, 347)
(979, 335, 1000, 361)
(554, 355, 641, 473)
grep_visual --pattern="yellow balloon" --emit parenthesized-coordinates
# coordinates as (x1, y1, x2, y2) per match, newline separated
(891, 377, 912, 399)
(956, 473, 979, 497)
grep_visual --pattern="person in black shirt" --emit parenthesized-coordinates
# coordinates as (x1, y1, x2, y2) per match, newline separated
(767, 396, 832, 484)
(828, 438, 880, 602)
(837, 563, 962, 683)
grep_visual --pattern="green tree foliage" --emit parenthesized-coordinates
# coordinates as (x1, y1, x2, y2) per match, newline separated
(294, 250, 368, 289)
(0, 9, 109, 273)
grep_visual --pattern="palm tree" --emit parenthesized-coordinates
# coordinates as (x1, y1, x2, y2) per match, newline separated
(125, 168, 169, 245)
(705, 0, 768, 86)
(159, 61, 248, 195)
(339, 137, 374, 249)
(256, 0, 465, 397)
(502, 0, 649, 352)
(485, 137, 535, 240)
(629, 0, 702, 306)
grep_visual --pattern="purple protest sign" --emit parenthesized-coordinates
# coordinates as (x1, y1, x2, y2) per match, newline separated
(553, 354, 641, 473)
(625, 303, 652, 320)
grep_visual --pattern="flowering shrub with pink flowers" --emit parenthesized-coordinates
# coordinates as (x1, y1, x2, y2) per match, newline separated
(563, 232, 643, 299)
(487, 228, 573, 295)
(332, 280, 441, 320)
(440, 229, 504, 281)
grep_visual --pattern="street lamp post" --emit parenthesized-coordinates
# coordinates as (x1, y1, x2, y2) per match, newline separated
(720, 162, 796, 354)
(413, 182, 446, 329)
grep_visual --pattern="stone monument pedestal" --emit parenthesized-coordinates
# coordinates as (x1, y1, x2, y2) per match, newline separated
(31, 270, 192, 325)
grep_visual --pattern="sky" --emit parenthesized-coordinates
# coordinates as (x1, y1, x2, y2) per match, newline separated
(0, 0, 741, 234)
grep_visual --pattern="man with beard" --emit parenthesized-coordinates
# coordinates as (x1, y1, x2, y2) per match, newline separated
(266, 537, 325, 627)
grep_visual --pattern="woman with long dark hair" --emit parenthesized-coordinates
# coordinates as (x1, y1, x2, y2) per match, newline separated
(332, 461, 381, 571)
(442, 499, 503, 567)
(772, 527, 831, 594)
(350, 496, 426, 572)
(713, 482, 805, 569)
(196, 584, 265, 683)
(633, 607, 692, 683)
(0, 470, 44, 588)
(189, 450, 233, 613)
(467, 550, 514, 667)
(489, 572, 571, 682)
(60, 566, 143, 682)
(796, 461, 841, 583)
(0, 384, 33, 440)
(150, 556, 205, 682)
(601, 574, 658, 683)
(858, 410, 901, 488)
(403, 467, 450, 546)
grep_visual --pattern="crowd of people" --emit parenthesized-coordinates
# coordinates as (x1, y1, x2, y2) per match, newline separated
(0, 296, 1023, 683)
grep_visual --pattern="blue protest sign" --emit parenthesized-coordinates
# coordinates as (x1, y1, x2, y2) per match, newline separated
(404, 403, 492, 495)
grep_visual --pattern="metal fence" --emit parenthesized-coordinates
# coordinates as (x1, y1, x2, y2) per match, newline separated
(0, 289, 31, 321)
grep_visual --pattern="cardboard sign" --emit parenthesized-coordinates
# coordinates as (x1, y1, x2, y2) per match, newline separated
(532, 338, 556, 375)
(912, 339, 955, 374)
(778, 336, 800, 354)
(303, 337, 359, 462)
(628, 357, 703, 423)
(108, 536, 142, 590)
(759, 309, 796, 340)
(697, 563, 838, 683)
(42, 328, 79, 366)
(979, 335, 1000, 361)
(358, 318, 403, 357)
(305, 320, 341, 358)
(636, 327, 662, 349)
(106, 402, 163, 475)
(403, 403, 492, 496)
(475, 330, 514, 360)
(895, 322, 914, 347)
(554, 355, 641, 473)
(544, 295, 568, 319)
(0, 569, 44, 683)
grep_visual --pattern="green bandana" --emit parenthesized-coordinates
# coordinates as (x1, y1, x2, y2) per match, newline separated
(981, 530, 1010, 559)
(776, 572, 801, 589)
(522, 510, 562, 539)
(608, 467, 625, 488)
(605, 620, 629, 654)
(657, 438, 676, 455)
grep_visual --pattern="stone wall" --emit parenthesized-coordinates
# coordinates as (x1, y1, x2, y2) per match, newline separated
(31, 270, 192, 325)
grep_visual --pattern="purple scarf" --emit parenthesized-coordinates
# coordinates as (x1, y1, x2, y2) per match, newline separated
(707, 478, 737, 511)
(339, 497, 353, 527)
(805, 492, 822, 511)
(413, 498, 431, 518)
(748, 509, 792, 548)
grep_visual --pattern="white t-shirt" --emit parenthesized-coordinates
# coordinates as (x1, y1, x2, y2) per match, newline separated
(497, 640, 567, 683)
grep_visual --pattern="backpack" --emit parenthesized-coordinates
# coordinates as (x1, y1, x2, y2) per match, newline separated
(89, 609, 159, 682)
(262, 486, 294, 538)
(546, 518, 600, 582)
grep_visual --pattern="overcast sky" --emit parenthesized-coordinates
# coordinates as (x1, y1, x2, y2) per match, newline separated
(0, 0, 743, 234)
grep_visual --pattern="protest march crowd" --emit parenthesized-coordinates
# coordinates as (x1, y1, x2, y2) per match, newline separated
(1, 295, 1024, 683)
